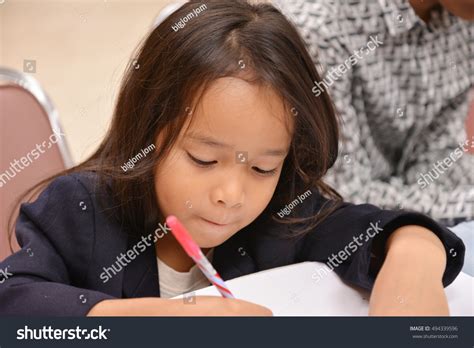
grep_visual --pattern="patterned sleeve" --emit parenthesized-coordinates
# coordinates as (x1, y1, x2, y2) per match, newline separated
(273, 0, 474, 224)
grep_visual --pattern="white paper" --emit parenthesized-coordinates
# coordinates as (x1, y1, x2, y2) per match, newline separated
(174, 261, 474, 316)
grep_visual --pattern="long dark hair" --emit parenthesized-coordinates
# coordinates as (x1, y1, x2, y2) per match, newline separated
(8, 0, 343, 252)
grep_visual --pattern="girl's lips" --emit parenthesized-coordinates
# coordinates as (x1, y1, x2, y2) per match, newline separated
(200, 217, 228, 226)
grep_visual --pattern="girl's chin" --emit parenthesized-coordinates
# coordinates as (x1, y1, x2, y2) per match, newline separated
(195, 234, 233, 249)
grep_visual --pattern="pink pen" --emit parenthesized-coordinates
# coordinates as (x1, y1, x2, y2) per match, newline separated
(165, 215, 235, 299)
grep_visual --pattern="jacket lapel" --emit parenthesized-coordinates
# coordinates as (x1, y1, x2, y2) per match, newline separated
(122, 232, 160, 298)
(121, 221, 262, 298)
(213, 224, 258, 280)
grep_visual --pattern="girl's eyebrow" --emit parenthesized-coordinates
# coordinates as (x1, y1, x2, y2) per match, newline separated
(186, 132, 288, 157)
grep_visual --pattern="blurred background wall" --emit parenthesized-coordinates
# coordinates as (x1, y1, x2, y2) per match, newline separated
(0, 0, 174, 163)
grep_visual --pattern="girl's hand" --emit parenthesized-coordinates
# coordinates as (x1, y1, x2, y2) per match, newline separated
(87, 296, 273, 316)
(369, 225, 448, 316)
(166, 296, 274, 316)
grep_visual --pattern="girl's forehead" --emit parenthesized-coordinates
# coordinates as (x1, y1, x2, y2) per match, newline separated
(183, 77, 294, 145)
(198, 77, 291, 123)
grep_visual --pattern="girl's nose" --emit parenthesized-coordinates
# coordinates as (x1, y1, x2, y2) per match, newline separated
(211, 177, 245, 209)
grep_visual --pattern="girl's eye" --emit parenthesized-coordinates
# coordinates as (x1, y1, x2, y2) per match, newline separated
(252, 167, 278, 176)
(187, 151, 277, 176)
(187, 152, 216, 167)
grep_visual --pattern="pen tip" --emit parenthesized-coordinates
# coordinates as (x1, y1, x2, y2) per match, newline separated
(166, 215, 177, 225)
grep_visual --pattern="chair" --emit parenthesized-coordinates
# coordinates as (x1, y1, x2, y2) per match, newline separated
(0, 67, 73, 261)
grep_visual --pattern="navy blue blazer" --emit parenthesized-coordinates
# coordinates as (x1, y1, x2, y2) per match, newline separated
(0, 172, 465, 316)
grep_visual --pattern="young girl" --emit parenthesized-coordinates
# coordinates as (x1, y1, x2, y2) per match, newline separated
(0, 0, 464, 316)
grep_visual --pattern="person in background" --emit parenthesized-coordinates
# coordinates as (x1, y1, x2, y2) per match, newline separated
(274, 0, 474, 226)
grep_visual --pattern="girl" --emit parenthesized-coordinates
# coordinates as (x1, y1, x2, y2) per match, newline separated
(0, 0, 464, 316)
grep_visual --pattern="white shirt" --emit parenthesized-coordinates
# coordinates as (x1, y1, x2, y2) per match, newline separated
(157, 248, 214, 298)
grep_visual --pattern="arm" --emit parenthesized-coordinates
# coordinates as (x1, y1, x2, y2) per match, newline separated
(87, 297, 273, 316)
(0, 175, 116, 316)
(297, 190, 465, 314)
(402, 97, 474, 222)
(275, 0, 474, 223)
(321, 33, 474, 223)
(369, 225, 449, 316)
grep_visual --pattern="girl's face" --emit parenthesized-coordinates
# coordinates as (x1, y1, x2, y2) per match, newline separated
(154, 77, 293, 248)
